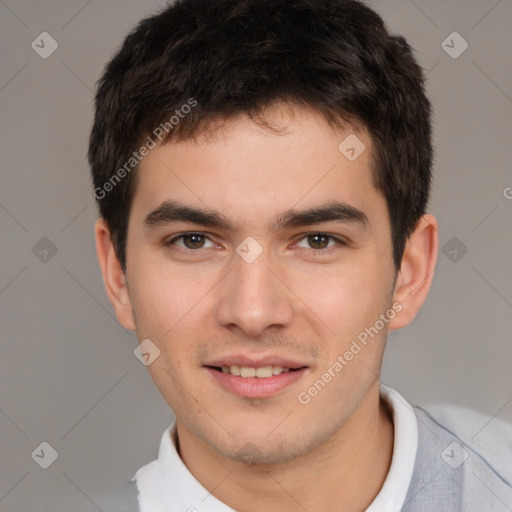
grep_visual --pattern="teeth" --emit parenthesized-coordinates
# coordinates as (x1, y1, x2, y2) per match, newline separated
(241, 367, 256, 378)
(220, 365, 293, 378)
(272, 365, 283, 375)
(255, 366, 273, 378)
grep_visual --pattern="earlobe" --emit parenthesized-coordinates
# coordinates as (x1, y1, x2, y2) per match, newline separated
(94, 218, 136, 331)
(388, 214, 439, 330)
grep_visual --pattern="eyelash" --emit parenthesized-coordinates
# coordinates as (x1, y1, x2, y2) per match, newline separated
(165, 232, 347, 256)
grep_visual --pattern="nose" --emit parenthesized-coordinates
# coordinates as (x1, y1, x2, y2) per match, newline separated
(215, 248, 295, 338)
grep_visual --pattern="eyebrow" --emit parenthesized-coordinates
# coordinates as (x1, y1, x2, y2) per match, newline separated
(143, 199, 369, 232)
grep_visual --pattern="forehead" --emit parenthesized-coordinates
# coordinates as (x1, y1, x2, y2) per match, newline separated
(131, 105, 385, 230)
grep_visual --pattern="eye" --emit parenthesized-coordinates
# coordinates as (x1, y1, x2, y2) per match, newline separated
(167, 232, 216, 251)
(295, 233, 346, 253)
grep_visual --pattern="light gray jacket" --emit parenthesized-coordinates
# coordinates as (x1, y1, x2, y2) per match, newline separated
(402, 405, 512, 511)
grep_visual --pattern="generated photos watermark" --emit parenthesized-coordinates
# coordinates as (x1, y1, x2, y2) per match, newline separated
(297, 301, 403, 405)
(94, 97, 198, 200)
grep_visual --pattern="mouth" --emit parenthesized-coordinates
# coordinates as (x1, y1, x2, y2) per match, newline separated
(207, 365, 303, 378)
(203, 358, 309, 398)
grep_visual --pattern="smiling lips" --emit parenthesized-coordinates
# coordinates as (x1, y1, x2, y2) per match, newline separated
(205, 356, 309, 398)
(221, 365, 291, 378)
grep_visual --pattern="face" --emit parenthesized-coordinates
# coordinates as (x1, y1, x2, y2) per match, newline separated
(121, 105, 400, 464)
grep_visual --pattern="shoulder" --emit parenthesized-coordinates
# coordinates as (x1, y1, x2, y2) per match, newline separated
(418, 403, 512, 482)
(402, 403, 512, 511)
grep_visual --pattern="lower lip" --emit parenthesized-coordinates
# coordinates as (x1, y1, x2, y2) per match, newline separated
(205, 367, 308, 398)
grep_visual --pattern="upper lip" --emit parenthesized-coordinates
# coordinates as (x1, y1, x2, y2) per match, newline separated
(205, 355, 308, 370)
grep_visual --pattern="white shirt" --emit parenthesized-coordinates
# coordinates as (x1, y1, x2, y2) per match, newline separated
(132, 384, 418, 512)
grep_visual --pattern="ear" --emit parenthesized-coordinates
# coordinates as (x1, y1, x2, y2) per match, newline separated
(388, 214, 438, 330)
(94, 217, 136, 331)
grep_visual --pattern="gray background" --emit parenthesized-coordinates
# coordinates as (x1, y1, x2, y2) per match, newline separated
(1, 0, 511, 510)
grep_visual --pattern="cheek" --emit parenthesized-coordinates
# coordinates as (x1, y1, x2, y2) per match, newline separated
(290, 262, 389, 338)
(129, 253, 206, 332)
(129, 270, 205, 411)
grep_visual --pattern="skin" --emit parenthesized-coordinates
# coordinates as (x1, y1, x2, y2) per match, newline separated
(95, 104, 438, 512)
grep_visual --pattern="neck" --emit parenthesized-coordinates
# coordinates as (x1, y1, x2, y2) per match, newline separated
(176, 380, 394, 512)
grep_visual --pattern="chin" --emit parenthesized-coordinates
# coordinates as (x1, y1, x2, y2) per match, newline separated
(227, 439, 302, 466)
(209, 426, 318, 466)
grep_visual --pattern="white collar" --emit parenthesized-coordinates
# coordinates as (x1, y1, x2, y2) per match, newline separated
(133, 384, 418, 512)
(366, 385, 418, 512)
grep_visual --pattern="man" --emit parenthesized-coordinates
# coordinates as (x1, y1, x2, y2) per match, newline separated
(88, 0, 512, 510)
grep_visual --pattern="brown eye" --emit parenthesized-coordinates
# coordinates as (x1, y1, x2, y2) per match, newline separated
(296, 233, 342, 251)
(167, 233, 215, 251)
(306, 234, 330, 249)
(181, 233, 206, 249)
